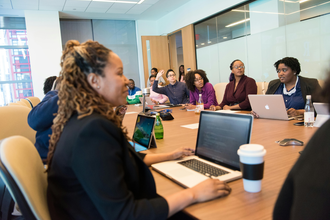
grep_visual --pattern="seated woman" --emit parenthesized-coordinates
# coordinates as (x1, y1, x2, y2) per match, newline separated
(46, 40, 231, 220)
(185, 69, 218, 109)
(253, 57, 321, 117)
(149, 75, 168, 104)
(273, 72, 330, 219)
(210, 59, 257, 111)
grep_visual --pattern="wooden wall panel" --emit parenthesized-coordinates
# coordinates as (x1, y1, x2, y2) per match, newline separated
(141, 36, 170, 87)
(181, 24, 196, 71)
(168, 34, 179, 78)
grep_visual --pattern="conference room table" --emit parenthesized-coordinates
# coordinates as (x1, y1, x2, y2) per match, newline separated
(122, 105, 317, 220)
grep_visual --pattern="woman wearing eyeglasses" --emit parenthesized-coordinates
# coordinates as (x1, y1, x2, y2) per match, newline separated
(185, 69, 218, 109)
(210, 59, 257, 111)
(253, 57, 322, 117)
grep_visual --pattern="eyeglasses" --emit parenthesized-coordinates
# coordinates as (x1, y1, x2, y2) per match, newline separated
(167, 74, 176, 78)
(276, 68, 288, 73)
(194, 78, 203, 82)
(233, 66, 245, 69)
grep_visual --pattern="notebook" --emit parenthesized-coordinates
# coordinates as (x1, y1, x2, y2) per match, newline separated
(314, 103, 330, 127)
(132, 114, 157, 150)
(248, 95, 292, 120)
(151, 111, 253, 188)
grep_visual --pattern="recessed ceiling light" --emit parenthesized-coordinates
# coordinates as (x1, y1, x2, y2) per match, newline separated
(208, 41, 212, 44)
(201, 43, 205, 45)
(223, 37, 227, 39)
(225, 18, 250, 27)
(92, 0, 140, 3)
(299, 0, 310, 3)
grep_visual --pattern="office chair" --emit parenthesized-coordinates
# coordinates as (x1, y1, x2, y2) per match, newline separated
(213, 82, 227, 104)
(0, 105, 36, 144)
(0, 136, 50, 220)
(19, 99, 33, 109)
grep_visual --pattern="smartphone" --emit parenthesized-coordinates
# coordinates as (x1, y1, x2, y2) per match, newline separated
(294, 122, 304, 126)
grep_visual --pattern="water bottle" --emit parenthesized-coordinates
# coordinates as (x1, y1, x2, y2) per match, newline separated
(195, 94, 204, 114)
(304, 95, 314, 127)
(154, 113, 164, 139)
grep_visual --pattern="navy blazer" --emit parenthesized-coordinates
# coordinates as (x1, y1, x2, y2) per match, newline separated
(47, 112, 168, 220)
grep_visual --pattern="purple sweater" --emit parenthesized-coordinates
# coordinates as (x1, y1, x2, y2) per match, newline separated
(189, 82, 218, 109)
(219, 75, 257, 110)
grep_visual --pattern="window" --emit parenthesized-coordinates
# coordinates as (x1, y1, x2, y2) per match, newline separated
(0, 22, 33, 106)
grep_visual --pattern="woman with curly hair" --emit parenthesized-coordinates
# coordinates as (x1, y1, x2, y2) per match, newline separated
(185, 69, 218, 109)
(46, 40, 231, 220)
(210, 59, 257, 111)
(253, 57, 322, 117)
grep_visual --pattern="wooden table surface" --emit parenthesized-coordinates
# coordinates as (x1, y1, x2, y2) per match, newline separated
(122, 105, 317, 220)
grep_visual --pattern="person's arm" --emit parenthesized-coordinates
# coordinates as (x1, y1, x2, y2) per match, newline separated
(153, 71, 167, 95)
(204, 84, 218, 109)
(185, 85, 190, 104)
(189, 91, 196, 105)
(158, 76, 165, 86)
(237, 78, 257, 110)
(28, 91, 58, 131)
(158, 94, 168, 104)
(143, 147, 194, 166)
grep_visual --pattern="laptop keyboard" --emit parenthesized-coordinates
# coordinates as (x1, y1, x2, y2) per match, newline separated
(178, 159, 229, 177)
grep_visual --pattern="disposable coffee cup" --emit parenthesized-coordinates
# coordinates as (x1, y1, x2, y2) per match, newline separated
(237, 144, 266, 193)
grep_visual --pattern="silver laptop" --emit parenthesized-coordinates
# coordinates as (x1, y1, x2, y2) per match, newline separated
(152, 111, 253, 188)
(248, 95, 291, 120)
(314, 103, 330, 127)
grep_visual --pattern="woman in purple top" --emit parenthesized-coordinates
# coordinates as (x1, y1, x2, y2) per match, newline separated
(210, 60, 257, 111)
(185, 69, 218, 109)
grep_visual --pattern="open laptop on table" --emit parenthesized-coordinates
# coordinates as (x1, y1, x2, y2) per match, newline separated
(130, 114, 157, 152)
(248, 94, 293, 120)
(152, 111, 253, 188)
(314, 103, 330, 127)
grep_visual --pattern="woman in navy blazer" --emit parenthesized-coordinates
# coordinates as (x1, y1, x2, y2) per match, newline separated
(46, 40, 231, 220)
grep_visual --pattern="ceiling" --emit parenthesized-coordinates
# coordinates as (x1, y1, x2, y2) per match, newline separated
(0, 0, 192, 20)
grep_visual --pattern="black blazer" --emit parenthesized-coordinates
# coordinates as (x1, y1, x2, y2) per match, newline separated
(266, 76, 322, 104)
(47, 112, 168, 220)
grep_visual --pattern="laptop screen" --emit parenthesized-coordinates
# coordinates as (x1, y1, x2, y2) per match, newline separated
(132, 115, 155, 148)
(195, 111, 253, 170)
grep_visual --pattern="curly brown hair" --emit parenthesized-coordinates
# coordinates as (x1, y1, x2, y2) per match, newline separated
(185, 69, 209, 91)
(46, 40, 128, 170)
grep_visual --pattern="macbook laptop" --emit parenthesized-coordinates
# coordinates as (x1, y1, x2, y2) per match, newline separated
(248, 95, 292, 120)
(314, 103, 330, 127)
(152, 111, 253, 188)
(131, 114, 157, 150)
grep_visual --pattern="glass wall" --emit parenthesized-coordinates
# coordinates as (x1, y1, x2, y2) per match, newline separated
(60, 19, 140, 86)
(0, 18, 33, 106)
(195, 0, 330, 85)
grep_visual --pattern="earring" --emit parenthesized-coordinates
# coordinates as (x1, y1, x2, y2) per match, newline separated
(294, 73, 296, 75)
(97, 86, 100, 89)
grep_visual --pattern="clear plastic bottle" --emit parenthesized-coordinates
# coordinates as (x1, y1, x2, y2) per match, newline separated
(304, 95, 314, 127)
(195, 94, 204, 114)
(154, 113, 164, 139)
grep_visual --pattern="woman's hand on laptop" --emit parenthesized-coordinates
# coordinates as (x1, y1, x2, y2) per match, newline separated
(287, 108, 304, 117)
(251, 111, 259, 118)
(170, 147, 195, 160)
(189, 179, 231, 203)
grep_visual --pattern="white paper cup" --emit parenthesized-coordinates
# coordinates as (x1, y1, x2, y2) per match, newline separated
(237, 144, 266, 193)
